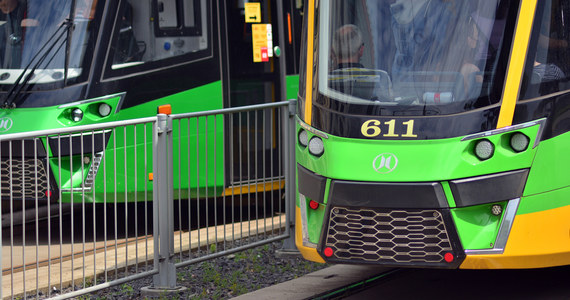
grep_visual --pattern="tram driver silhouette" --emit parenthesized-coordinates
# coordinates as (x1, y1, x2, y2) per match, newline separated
(329, 24, 390, 100)
(331, 24, 365, 70)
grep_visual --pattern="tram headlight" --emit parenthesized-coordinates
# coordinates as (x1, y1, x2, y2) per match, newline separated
(308, 137, 324, 157)
(71, 108, 83, 122)
(474, 139, 494, 161)
(510, 132, 530, 153)
(298, 129, 308, 147)
(98, 103, 112, 117)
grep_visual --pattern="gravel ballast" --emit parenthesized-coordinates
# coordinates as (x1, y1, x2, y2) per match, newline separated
(83, 240, 327, 299)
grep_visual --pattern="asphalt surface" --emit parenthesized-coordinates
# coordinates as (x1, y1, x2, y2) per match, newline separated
(239, 264, 570, 299)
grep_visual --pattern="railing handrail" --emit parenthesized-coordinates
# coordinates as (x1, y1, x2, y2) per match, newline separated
(170, 100, 292, 120)
(0, 101, 295, 142)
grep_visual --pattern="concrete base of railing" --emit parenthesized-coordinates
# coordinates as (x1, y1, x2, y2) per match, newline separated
(275, 248, 302, 259)
(140, 285, 187, 298)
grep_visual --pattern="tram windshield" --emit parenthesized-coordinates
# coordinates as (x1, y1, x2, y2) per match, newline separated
(318, 0, 516, 115)
(0, 0, 100, 86)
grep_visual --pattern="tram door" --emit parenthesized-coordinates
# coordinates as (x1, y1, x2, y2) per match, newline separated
(224, 1, 302, 185)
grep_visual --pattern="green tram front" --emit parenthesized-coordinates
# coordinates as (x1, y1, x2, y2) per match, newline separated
(296, 0, 570, 269)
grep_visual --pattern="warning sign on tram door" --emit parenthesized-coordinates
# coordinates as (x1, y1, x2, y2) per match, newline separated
(244, 3, 261, 23)
(252, 24, 273, 62)
(261, 47, 269, 62)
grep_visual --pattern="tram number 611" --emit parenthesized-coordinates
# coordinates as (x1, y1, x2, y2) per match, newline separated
(361, 119, 418, 138)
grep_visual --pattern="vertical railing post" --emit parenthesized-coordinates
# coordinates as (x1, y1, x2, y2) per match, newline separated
(276, 100, 300, 257)
(142, 113, 186, 296)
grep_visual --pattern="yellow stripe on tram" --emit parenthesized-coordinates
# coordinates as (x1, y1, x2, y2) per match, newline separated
(461, 205, 570, 269)
(303, 0, 315, 126)
(296, 206, 325, 263)
(496, 0, 538, 128)
(222, 180, 285, 196)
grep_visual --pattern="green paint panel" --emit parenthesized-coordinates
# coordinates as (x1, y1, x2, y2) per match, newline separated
(0, 82, 223, 133)
(451, 202, 505, 250)
(286, 75, 300, 100)
(518, 186, 570, 215)
(307, 202, 326, 244)
(296, 121, 540, 183)
(524, 131, 570, 198)
(0, 96, 123, 134)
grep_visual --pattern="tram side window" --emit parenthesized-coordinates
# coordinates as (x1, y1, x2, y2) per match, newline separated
(520, 0, 570, 99)
(108, 0, 209, 72)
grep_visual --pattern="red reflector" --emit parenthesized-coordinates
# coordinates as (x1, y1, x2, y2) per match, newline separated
(309, 200, 319, 210)
(444, 253, 454, 263)
(45, 191, 52, 197)
(324, 247, 334, 257)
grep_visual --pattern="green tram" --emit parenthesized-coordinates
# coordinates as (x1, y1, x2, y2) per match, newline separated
(0, 0, 302, 208)
(295, 0, 570, 269)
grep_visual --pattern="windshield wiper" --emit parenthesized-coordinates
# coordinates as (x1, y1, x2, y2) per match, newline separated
(63, 0, 77, 87)
(2, 18, 74, 108)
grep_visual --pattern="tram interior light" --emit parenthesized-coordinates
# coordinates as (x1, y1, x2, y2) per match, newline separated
(71, 108, 83, 122)
(474, 139, 494, 160)
(98, 103, 112, 117)
(298, 129, 308, 147)
(510, 132, 530, 152)
(308, 137, 324, 157)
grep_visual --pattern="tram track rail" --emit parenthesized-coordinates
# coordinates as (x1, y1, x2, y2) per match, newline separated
(2, 235, 151, 276)
(2, 214, 287, 298)
(311, 268, 402, 300)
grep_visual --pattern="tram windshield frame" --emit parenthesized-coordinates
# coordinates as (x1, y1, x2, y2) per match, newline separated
(314, 0, 518, 117)
(0, 0, 103, 90)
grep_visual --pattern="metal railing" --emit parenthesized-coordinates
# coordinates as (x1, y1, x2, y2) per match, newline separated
(0, 100, 296, 299)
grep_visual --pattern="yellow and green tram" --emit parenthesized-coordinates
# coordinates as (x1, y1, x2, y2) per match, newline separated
(0, 0, 303, 211)
(295, 0, 570, 269)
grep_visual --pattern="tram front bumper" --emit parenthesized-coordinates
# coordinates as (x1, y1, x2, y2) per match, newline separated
(295, 165, 535, 269)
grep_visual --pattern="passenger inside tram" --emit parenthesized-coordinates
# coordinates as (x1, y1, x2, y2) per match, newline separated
(390, 0, 478, 103)
(532, 2, 566, 84)
(457, 17, 484, 100)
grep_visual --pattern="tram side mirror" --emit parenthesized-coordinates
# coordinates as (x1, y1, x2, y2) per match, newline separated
(158, 2, 164, 12)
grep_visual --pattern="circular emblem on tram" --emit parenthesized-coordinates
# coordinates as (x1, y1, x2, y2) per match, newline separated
(0, 117, 13, 132)
(373, 153, 398, 174)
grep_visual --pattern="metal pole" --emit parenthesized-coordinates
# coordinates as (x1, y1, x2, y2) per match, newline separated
(142, 113, 186, 296)
(277, 99, 300, 257)
(275, 0, 300, 257)
(276, 0, 288, 103)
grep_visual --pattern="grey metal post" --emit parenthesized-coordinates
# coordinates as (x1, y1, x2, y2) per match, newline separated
(142, 113, 186, 296)
(276, 99, 300, 257)
(274, 0, 299, 257)
(276, 0, 288, 104)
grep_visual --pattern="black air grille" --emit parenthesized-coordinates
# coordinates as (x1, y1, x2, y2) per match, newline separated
(324, 207, 454, 264)
(0, 158, 49, 200)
